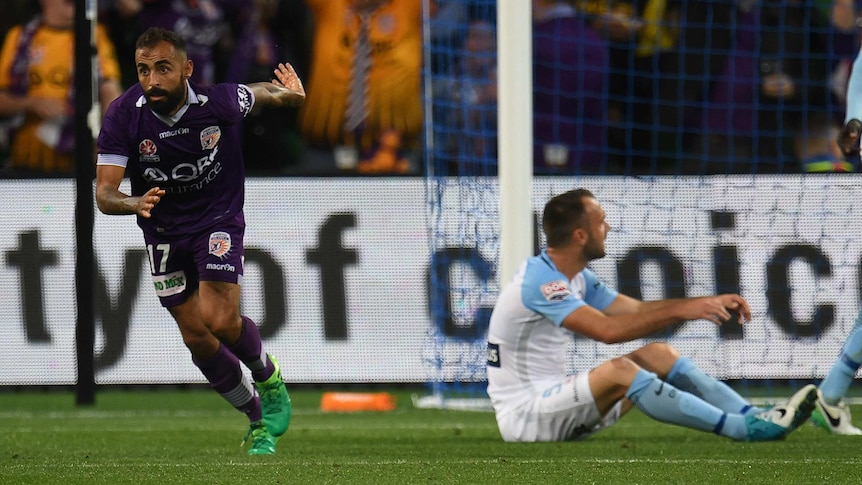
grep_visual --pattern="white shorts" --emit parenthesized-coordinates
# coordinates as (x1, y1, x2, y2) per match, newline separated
(495, 372, 622, 442)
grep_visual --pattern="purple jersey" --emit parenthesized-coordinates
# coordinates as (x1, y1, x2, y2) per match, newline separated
(97, 81, 254, 237)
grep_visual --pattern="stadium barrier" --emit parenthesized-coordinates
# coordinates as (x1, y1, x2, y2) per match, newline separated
(0, 176, 859, 386)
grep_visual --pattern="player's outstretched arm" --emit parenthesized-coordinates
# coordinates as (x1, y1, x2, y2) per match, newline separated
(95, 165, 164, 218)
(248, 62, 306, 112)
(561, 304, 678, 344)
(565, 293, 752, 343)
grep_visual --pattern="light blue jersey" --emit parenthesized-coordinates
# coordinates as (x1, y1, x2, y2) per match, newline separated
(486, 250, 618, 416)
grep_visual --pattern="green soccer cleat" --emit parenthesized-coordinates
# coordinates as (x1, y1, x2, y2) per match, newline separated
(810, 390, 862, 435)
(744, 384, 817, 441)
(242, 420, 277, 455)
(256, 354, 292, 438)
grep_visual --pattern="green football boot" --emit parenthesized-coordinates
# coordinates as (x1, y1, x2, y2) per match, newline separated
(256, 354, 292, 437)
(810, 389, 862, 435)
(242, 420, 276, 455)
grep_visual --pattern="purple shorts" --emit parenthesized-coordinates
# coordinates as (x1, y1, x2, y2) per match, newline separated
(142, 213, 245, 308)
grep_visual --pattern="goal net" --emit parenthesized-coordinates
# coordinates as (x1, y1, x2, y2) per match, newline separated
(420, 0, 859, 409)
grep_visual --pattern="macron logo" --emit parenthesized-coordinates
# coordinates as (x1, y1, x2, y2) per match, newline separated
(206, 263, 236, 272)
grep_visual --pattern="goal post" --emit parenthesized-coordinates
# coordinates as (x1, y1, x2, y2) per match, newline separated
(418, 0, 533, 410)
(496, 0, 534, 286)
(74, 0, 99, 406)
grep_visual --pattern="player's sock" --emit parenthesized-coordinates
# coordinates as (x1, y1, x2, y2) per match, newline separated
(227, 316, 276, 382)
(194, 344, 262, 422)
(666, 356, 763, 416)
(820, 316, 862, 405)
(626, 369, 747, 440)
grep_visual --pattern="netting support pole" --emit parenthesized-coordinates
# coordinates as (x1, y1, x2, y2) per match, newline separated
(74, 0, 97, 406)
(497, 1, 534, 285)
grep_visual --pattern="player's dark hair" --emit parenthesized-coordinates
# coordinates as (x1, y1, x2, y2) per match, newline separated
(542, 188, 595, 248)
(135, 27, 187, 55)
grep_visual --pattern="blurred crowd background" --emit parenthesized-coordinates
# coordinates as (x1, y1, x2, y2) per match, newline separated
(0, 0, 859, 178)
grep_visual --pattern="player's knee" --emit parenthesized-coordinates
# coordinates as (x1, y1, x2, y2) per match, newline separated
(641, 342, 680, 360)
(201, 311, 241, 340)
(182, 332, 217, 357)
(593, 358, 636, 400)
(606, 356, 641, 377)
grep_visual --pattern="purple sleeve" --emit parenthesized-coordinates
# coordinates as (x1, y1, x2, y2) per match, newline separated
(210, 83, 254, 125)
(97, 99, 132, 157)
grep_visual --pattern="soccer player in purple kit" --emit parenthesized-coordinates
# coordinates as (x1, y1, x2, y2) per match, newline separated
(95, 27, 305, 455)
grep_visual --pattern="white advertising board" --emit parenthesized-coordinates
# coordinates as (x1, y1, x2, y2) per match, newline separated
(0, 176, 859, 384)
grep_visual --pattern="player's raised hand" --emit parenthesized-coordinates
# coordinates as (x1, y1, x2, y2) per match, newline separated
(272, 62, 305, 105)
(249, 63, 305, 110)
(837, 119, 862, 158)
(136, 187, 165, 219)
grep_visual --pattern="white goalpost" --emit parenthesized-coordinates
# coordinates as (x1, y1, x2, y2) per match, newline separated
(496, 0, 534, 286)
(415, 0, 532, 410)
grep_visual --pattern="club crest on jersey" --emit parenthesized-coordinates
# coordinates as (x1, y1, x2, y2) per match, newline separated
(541, 280, 572, 302)
(208, 231, 232, 258)
(138, 139, 160, 163)
(200, 126, 221, 150)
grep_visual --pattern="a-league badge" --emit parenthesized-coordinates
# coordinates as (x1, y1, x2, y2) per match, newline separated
(208, 231, 231, 258)
(138, 139, 160, 163)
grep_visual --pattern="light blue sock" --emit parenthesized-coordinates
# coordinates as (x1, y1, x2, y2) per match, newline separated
(820, 315, 862, 405)
(667, 356, 764, 416)
(626, 369, 747, 440)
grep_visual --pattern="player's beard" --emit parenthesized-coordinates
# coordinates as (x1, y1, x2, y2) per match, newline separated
(146, 87, 185, 117)
(583, 233, 606, 261)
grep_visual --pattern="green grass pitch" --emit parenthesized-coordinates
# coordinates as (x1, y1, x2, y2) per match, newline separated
(1, 389, 861, 484)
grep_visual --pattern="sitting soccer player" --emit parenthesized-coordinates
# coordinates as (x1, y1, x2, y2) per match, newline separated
(486, 188, 817, 442)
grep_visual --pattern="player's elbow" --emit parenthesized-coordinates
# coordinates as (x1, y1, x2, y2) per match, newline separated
(95, 187, 119, 215)
(563, 315, 626, 344)
(95, 197, 110, 215)
(587, 327, 626, 345)
(598, 333, 627, 345)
